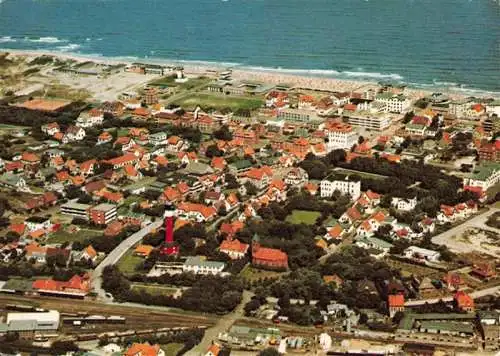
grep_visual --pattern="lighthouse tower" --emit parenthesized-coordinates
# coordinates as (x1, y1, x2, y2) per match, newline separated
(160, 203, 179, 256)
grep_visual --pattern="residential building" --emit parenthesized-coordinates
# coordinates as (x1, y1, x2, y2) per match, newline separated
(144, 87, 159, 105)
(89, 203, 117, 225)
(324, 121, 358, 150)
(177, 202, 217, 222)
(149, 132, 168, 146)
(464, 162, 500, 191)
(404, 246, 441, 262)
(25, 216, 51, 232)
(347, 115, 391, 131)
(124, 343, 165, 356)
(478, 142, 500, 162)
(374, 93, 411, 113)
(320, 178, 361, 200)
(60, 201, 91, 220)
(454, 291, 474, 312)
(63, 126, 85, 143)
(219, 239, 249, 259)
(277, 108, 322, 123)
(76, 109, 104, 127)
(0, 173, 27, 190)
(284, 167, 308, 187)
(391, 197, 417, 211)
(388, 294, 405, 317)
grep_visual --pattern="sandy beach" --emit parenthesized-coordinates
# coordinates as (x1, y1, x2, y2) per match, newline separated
(2, 49, 495, 101)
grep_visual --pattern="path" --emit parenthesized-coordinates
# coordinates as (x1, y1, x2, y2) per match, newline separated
(187, 290, 254, 356)
(91, 220, 163, 300)
(431, 207, 500, 257)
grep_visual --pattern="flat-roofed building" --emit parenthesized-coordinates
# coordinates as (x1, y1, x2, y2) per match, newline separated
(89, 203, 117, 225)
(347, 115, 391, 131)
(60, 201, 91, 220)
(277, 108, 323, 124)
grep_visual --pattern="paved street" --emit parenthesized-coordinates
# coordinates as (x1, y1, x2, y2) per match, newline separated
(187, 290, 254, 356)
(91, 220, 163, 300)
(431, 207, 500, 257)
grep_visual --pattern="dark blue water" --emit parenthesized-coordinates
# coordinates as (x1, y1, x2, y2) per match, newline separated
(1, 0, 499, 93)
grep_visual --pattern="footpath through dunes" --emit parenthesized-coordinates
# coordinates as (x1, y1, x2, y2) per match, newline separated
(0, 294, 218, 330)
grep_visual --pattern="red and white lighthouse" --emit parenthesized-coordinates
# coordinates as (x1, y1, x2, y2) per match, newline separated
(160, 203, 179, 256)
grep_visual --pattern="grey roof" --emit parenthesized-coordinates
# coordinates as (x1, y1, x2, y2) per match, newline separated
(0, 173, 24, 186)
(184, 256, 225, 269)
(181, 162, 214, 176)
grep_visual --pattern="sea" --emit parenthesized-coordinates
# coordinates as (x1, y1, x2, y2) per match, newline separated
(0, 0, 499, 95)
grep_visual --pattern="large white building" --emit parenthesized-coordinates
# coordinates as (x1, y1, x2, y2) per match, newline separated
(183, 256, 225, 275)
(347, 115, 391, 131)
(320, 179, 361, 200)
(374, 93, 412, 113)
(323, 122, 358, 151)
(463, 163, 500, 191)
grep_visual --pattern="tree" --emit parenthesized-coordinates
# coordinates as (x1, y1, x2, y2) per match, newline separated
(244, 181, 258, 196)
(205, 144, 224, 158)
(259, 348, 280, 356)
(225, 173, 239, 189)
(213, 125, 233, 141)
(50, 341, 79, 353)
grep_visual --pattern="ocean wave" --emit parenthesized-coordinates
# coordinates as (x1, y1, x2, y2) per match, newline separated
(55, 43, 81, 52)
(243, 66, 341, 76)
(25, 36, 67, 44)
(0, 36, 16, 43)
(342, 71, 404, 80)
(432, 79, 458, 86)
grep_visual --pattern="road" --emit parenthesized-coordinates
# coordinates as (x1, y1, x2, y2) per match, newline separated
(405, 285, 500, 307)
(431, 207, 500, 257)
(91, 220, 163, 300)
(187, 290, 254, 356)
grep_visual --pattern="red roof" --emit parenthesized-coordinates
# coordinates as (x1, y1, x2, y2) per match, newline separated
(253, 246, 288, 262)
(125, 343, 161, 356)
(9, 223, 26, 236)
(454, 291, 474, 309)
(220, 239, 249, 254)
(388, 294, 405, 308)
(32, 274, 90, 294)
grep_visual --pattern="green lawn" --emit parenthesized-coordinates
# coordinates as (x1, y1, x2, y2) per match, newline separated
(149, 76, 210, 90)
(172, 93, 263, 111)
(117, 249, 144, 276)
(285, 210, 321, 225)
(3, 278, 35, 292)
(239, 265, 286, 282)
(47, 228, 102, 244)
(131, 283, 178, 296)
(162, 343, 184, 356)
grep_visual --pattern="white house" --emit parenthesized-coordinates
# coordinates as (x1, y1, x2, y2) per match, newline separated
(404, 246, 440, 262)
(149, 132, 168, 146)
(284, 167, 308, 187)
(63, 126, 86, 144)
(320, 179, 361, 200)
(76, 109, 104, 128)
(183, 256, 225, 275)
(463, 163, 500, 191)
(324, 122, 358, 151)
(374, 93, 411, 113)
(25, 217, 52, 232)
(391, 197, 418, 211)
